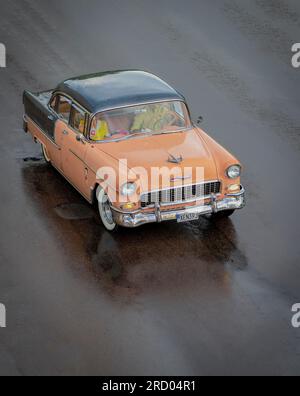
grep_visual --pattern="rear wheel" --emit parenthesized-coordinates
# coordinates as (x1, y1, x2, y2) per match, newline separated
(96, 187, 118, 232)
(41, 144, 51, 164)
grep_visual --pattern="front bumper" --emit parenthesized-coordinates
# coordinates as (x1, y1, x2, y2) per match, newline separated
(112, 186, 245, 228)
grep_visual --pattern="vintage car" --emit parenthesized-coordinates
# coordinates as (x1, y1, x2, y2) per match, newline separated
(23, 70, 245, 231)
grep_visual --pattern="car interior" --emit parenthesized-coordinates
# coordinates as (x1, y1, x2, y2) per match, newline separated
(89, 102, 188, 141)
(56, 96, 71, 122)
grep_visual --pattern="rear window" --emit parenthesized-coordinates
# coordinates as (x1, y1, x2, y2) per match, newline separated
(57, 96, 71, 122)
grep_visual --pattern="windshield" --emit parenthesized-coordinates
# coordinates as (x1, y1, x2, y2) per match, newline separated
(89, 101, 191, 142)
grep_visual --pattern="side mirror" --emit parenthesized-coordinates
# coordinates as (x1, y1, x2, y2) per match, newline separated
(197, 116, 204, 125)
(76, 134, 85, 144)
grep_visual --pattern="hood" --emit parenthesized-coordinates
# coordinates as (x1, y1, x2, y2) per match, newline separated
(95, 128, 219, 190)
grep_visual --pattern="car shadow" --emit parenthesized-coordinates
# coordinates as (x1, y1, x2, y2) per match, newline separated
(21, 161, 248, 299)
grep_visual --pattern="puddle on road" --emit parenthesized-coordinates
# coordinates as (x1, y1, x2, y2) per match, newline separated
(54, 203, 94, 220)
(21, 163, 248, 298)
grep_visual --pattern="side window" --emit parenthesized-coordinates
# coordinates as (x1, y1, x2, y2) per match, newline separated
(70, 104, 86, 134)
(57, 95, 71, 122)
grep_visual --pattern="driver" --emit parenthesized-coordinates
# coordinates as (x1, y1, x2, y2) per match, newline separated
(131, 104, 171, 132)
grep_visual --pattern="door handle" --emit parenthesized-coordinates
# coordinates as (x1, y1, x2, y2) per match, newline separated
(63, 130, 69, 135)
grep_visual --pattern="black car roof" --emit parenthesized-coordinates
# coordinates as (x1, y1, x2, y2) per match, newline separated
(55, 70, 186, 114)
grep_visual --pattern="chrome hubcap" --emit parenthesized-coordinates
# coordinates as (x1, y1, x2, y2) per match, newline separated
(102, 196, 114, 224)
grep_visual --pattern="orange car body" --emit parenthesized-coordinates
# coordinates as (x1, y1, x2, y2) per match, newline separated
(23, 71, 245, 228)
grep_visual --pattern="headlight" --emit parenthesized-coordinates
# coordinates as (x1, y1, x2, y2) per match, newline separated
(226, 165, 241, 179)
(121, 182, 136, 196)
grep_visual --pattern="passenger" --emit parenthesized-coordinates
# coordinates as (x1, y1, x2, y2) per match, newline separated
(90, 118, 110, 141)
(90, 113, 134, 141)
(105, 114, 132, 137)
(131, 104, 170, 132)
(79, 119, 85, 134)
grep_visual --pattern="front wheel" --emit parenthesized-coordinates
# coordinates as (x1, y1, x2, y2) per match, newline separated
(96, 187, 118, 232)
(210, 210, 235, 219)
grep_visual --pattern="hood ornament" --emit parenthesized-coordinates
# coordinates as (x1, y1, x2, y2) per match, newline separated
(168, 153, 183, 164)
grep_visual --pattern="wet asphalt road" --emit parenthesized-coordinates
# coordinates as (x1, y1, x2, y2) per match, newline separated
(0, 0, 300, 376)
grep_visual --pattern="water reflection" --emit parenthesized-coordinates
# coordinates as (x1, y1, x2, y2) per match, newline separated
(22, 162, 248, 297)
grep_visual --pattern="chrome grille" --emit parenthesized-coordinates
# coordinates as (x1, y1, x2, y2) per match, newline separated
(141, 181, 221, 208)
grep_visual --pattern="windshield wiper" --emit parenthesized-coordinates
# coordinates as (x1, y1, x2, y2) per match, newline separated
(152, 127, 188, 135)
(113, 128, 189, 142)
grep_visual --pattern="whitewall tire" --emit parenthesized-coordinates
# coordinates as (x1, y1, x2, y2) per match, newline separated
(42, 144, 51, 164)
(96, 187, 118, 232)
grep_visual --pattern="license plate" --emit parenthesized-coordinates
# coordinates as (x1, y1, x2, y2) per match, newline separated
(176, 213, 199, 223)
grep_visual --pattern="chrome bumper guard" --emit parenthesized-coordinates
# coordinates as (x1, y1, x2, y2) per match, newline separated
(112, 186, 245, 228)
